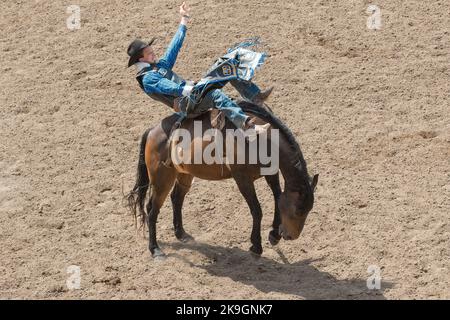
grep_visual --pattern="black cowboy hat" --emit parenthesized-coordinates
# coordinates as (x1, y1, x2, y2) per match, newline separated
(127, 37, 156, 67)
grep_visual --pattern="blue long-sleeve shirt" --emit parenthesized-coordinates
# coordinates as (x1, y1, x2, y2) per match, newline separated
(141, 24, 188, 97)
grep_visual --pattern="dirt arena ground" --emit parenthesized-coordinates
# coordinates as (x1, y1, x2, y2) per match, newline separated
(0, 0, 448, 299)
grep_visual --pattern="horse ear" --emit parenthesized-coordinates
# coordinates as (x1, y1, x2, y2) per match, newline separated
(311, 174, 319, 192)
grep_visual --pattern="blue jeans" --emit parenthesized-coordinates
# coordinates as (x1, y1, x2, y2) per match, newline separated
(230, 79, 261, 101)
(197, 89, 249, 129)
(180, 80, 261, 129)
(208, 80, 262, 128)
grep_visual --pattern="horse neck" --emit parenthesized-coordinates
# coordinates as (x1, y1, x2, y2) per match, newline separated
(277, 134, 311, 194)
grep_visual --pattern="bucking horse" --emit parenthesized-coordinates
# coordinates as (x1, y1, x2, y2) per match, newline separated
(126, 98, 318, 259)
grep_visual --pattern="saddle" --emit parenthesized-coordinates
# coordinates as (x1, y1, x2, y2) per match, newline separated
(162, 108, 226, 168)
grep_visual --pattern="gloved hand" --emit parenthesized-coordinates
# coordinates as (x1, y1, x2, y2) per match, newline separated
(185, 84, 204, 114)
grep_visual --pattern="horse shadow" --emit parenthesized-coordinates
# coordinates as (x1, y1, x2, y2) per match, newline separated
(165, 241, 393, 300)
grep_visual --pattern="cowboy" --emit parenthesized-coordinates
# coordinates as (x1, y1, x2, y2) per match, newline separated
(127, 2, 273, 133)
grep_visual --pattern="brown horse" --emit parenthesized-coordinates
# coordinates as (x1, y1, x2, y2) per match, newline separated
(126, 101, 318, 258)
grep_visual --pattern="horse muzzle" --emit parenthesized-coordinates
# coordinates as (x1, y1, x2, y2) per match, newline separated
(279, 226, 296, 241)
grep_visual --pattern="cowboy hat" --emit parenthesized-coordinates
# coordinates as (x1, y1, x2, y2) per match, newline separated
(127, 37, 156, 67)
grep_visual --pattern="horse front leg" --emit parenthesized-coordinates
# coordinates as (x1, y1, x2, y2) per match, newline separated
(265, 173, 282, 246)
(171, 173, 194, 242)
(233, 174, 263, 256)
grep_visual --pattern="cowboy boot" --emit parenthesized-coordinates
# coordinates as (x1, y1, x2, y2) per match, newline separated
(252, 86, 274, 106)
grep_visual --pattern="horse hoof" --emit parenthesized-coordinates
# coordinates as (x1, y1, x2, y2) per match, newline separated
(151, 248, 166, 260)
(177, 232, 194, 243)
(250, 245, 263, 256)
(269, 232, 281, 246)
(250, 251, 261, 260)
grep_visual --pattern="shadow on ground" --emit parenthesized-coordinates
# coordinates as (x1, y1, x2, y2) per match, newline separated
(166, 241, 393, 299)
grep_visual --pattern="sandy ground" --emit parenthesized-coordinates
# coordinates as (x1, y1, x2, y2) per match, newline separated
(0, 0, 449, 299)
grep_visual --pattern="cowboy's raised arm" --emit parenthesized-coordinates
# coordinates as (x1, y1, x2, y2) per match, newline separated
(158, 2, 191, 70)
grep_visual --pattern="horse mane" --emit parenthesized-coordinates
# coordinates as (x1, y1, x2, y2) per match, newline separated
(236, 100, 309, 175)
(237, 100, 314, 209)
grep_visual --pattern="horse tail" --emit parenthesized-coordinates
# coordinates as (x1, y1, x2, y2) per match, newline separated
(125, 127, 152, 229)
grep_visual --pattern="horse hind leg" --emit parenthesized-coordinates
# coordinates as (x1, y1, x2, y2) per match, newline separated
(170, 173, 194, 242)
(147, 166, 177, 259)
